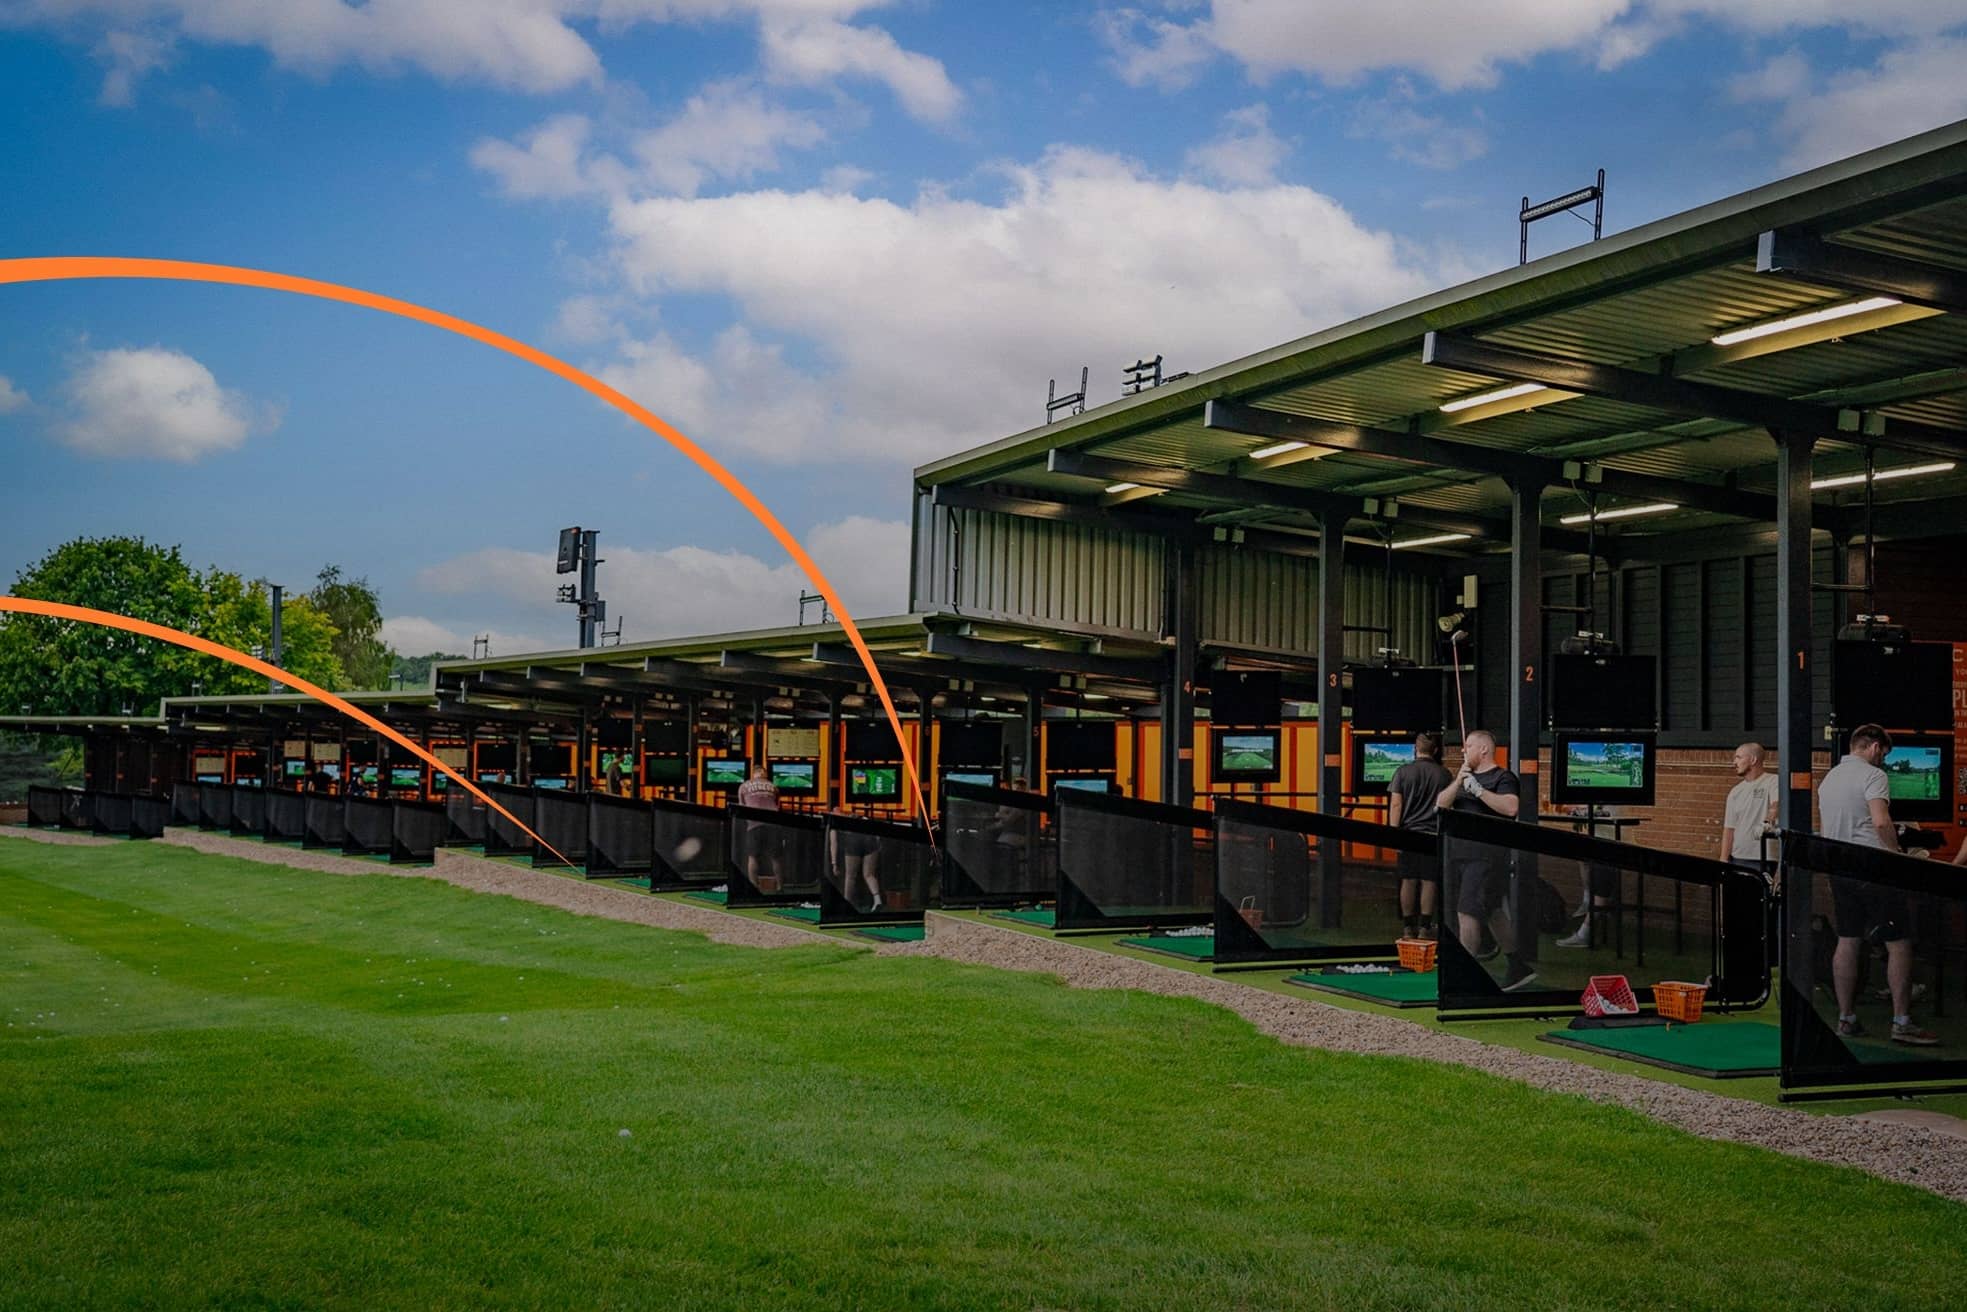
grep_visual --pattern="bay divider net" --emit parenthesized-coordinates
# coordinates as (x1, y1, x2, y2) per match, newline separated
(1780, 830, 1967, 1101)
(129, 793, 169, 839)
(343, 796, 393, 857)
(1213, 798, 1426, 968)
(481, 783, 536, 857)
(940, 782, 1055, 907)
(390, 801, 447, 865)
(198, 783, 233, 832)
(266, 789, 308, 842)
(818, 814, 938, 925)
(531, 789, 589, 869)
(87, 792, 135, 838)
(649, 797, 728, 890)
(230, 784, 268, 839)
(1055, 790, 1212, 932)
(1436, 809, 1766, 1020)
(587, 793, 653, 878)
(60, 788, 91, 831)
(444, 791, 487, 846)
(727, 804, 824, 906)
(170, 782, 200, 826)
(26, 785, 64, 828)
(302, 795, 347, 849)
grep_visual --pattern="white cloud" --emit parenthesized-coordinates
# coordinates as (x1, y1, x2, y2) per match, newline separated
(1757, 38, 1967, 170)
(1349, 91, 1488, 170)
(1728, 50, 1810, 105)
(757, 15, 960, 121)
(550, 293, 628, 345)
(470, 112, 602, 200)
(592, 324, 838, 462)
(379, 615, 554, 660)
(1098, 8, 1219, 91)
(55, 346, 274, 461)
(412, 514, 910, 647)
(1182, 103, 1287, 186)
(632, 79, 827, 196)
(92, 27, 172, 105)
(819, 163, 874, 194)
(0, 375, 29, 414)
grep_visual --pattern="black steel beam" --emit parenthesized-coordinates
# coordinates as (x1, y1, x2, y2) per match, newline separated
(1316, 511, 1345, 827)
(1049, 449, 1357, 519)
(930, 484, 1324, 559)
(1773, 432, 1816, 837)
(924, 633, 1165, 685)
(1508, 477, 1543, 811)
(715, 650, 873, 692)
(1164, 541, 1198, 806)
(1759, 227, 1967, 315)
(807, 642, 1048, 692)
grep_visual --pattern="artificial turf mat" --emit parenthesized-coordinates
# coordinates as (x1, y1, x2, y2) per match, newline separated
(992, 907, 1055, 928)
(1117, 934, 1214, 961)
(768, 906, 823, 924)
(683, 890, 729, 905)
(1287, 969, 1437, 1008)
(854, 925, 926, 943)
(1539, 1021, 1780, 1078)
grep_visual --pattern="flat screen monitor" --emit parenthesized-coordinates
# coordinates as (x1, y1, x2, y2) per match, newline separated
(195, 773, 224, 784)
(318, 763, 341, 781)
(644, 721, 689, 755)
(1214, 729, 1281, 783)
(596, 717, 633, 749)
(943, 769, 997, 788)
(1210, 670, 1282, 726)
(1552, 733, 1657, 806)
(430, 773, 449, 792)
(1351, 736, 1416, 796)
(938, 720, 1004, 767)
(530, 742, 572, 777)
(234, 751, 265, 777)
(1833, 640, 1952, 732)
(1047, 720, 1116, 771)
(644, 755, 687, 786)
(385, 740, 420, 766)
(770, 761, 818, 792)
(703, 757, 747, 789)
(389, 767, 422, 790)
(844, 719, 907, 761)
(534, 777, 569, 790)
(283, 760, 307, 778)
(1878, 734, 1953, 823)
(1350, 667, 1445, 733)
(1550, 654, 1658, 730)
(850, 765, 900, 800)
(432, 746, 468, 771)
(1053, 776, 1112, 797)
(475, 770, 508, 784)
(355, 766, 379, 787)
(475, 742, 518, 771)
(347, 740, 377, 767)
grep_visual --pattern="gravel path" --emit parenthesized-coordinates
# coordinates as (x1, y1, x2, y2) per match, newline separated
(886, 912, 1967, 1203)
(2, 826, 115, 848)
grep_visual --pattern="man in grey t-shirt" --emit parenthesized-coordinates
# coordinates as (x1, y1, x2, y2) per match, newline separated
(1720, 742, 1778, 868)
(1817, 724, 1935, 1046)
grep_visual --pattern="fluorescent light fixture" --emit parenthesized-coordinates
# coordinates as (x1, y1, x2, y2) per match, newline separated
(1559, 502, 1678, 525)
(1249, 440, 1309, 460)
(1440, 382, 1544, 413)
(1104, 482, 1140, 493)
(1710, 296, 1902, 347)
(1390, 533, 1473, 550)
(1811, 461, 1955, 491)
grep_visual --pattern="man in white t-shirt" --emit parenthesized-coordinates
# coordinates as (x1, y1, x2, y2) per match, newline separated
(1719, 742, 1778, 869)
(1817, 724, 1936, 1046)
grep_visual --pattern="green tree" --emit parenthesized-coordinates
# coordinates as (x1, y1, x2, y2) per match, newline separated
(391, 650, 465, 689)
(198, 572, 345, 694)
(310, 565, 395, 690)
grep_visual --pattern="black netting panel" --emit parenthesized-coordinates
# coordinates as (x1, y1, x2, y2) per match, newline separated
(230, 785, 268, 838)
(650, 798, 727, 889)
(531, 789, 589, 869)
(482, 784, 535, 857)
(130, 794, 169, 839)
(171, 782, 201, 826)
(587, 794, 653, 877)
(1437, 809, 1765, 1017)
(303, 796, 347, 849)
(819, 817, 938, 924)
(1780, 832, 1967, 1096)
(445, 792, 487, 845)
(60, 789, 91, 831)
(1055, 793, 1212, 931)
(1214, 800, 1428, 966)
(941, 784, 1054, 906)
(391, 802, 447, 864)
(198, 783, 233, 831)
(727, 805, 824, 905)
(266, 790, 307, 842)
(27, 786, 64, 828)
(343, 796, 393, 856)
(89, 792, 134, 836)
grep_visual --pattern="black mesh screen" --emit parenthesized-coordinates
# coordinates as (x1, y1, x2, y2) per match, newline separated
(531, 789, 589, 869)
(198, 783, 232, 831)
(482, 783, 536, 857)
(1780, 831, 1967, 1097)
(27, 786, 63, 828)
(649, 798, 728, 889)
(130, 794, 169, 839)
(390, 802, 447, 865)
(445, 791, 487, 845)
(1214, 799, 1426, 966)
(60, 789, 91, 831)
(230, 785, 268, 838)
(343, 796, 393, 856)
(819, 816, 938, 925)
(266, 789, 307, 841)
(587, 793, 653, 877)
(89, 792, 134, 836)
(1436, 809, 1766, 1017)
(1055, 792, 1212, 931)
(941, 783, 1054, 906)
(727, 805, 824, 906)
(303, 796, 347, 849)
(171, 782, 201, 826)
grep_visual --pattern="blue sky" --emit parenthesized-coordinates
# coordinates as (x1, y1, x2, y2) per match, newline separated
(3, 1, 1965, 660)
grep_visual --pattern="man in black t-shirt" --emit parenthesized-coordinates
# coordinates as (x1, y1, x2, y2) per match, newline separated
(1434, 729, 1535, 991)
(1387, 731, 1452, 939)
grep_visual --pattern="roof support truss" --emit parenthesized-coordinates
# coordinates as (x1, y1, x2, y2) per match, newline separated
(1758, 227, 1967, 316)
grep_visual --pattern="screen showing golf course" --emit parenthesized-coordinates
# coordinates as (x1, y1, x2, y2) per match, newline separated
(1884, 746, 1944, 802)
(389, 767, 421, 790)
(703, 758, 747, 788)
(1216, 730, 1281, 781)
(1360, 740, 1415, 785)
(1565, 740, 1647, 789)
(850, 765, 899, 798)
(770, 761, 817, 791)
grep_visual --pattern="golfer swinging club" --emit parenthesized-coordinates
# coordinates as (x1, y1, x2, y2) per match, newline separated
(1436, 729, 1536, 992)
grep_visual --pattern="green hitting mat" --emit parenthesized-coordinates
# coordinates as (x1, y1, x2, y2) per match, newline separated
(768, 906, 823, 924)
(1288, 969, 1437, 1008)
(1539, 1020, 1779, 1078)
(684, 889, 729, 905)
(855, 925, 926, 943)
(1117, 935, 1214, 961)
(993, 907, 1056, 928)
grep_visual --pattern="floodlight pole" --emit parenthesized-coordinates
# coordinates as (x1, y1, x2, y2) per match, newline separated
(268, 584, 284, 693)
(555, 526, 606, 649)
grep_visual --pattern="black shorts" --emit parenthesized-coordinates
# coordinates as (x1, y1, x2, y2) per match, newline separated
(838, 831, 878, 860)
(1453, 858, 1504, 919)
(1396, 848, 1437, 884)
(1829, 876, 1911, 944)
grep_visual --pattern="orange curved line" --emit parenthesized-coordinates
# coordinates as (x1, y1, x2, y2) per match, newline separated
(0, 597, 568, 863)
(0, 256, 930, 828)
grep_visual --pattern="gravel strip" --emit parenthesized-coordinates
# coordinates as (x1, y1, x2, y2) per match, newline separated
(2, 826, 116, 848)
(888, 912, 1967, 1203)
(155, 830, 853, 952)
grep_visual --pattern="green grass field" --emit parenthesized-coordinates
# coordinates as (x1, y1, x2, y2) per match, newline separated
(4, 834, 1965, 1309)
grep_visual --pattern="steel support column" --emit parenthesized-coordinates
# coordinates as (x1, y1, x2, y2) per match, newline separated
(1774, 431, 1817, 836)
(1507, 480, 1544, 809)
(1317, 511, 1347, 926)
(1162, 540, 1198, 806)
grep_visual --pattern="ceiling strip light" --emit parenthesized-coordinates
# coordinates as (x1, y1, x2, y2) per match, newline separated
(1810, 461, 1955, 491)
(1439, 382, 1545, 414)
(1558, 502, 1679, 525)
(1104, 482, 1141, 493)
(1249, 440, 1309, 460)
(1390, 533, 1473, 550)
(1710, 296, 1903, 347)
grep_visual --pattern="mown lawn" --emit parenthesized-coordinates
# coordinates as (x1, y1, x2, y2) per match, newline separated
(1, 834, 1962, 1311)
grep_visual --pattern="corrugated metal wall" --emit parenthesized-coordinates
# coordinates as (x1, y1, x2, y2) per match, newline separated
(1197, 549, 1434, 660)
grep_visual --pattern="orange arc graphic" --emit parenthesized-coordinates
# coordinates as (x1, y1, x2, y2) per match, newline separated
(0, 597, 566, 862)
(0, 256, 930, 828)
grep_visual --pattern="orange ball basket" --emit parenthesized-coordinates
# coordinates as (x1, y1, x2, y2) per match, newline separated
(1653, 981, 1707, 1023)
(1581, 974, 1639, 1017)
(1395, 937, 1437, 973)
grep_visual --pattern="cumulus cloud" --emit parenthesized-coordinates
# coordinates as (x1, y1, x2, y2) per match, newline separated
(92, 27, 172, 105)
(470, 112, 601, 200)
(379, 615, 555, 660)
(633, 79, 828, 195)
(410, 514, 910, 647)
(1349, 89, 1489, 170)
(1182, 103, 1288, 186)
(592, 325, 838, 462)
(1733, 40, 1967, 170)
(758, 15, 960, 121)
(55, 346, 274, 461)
(0, 375, 29, 414)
